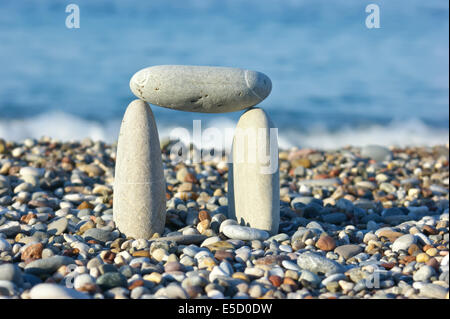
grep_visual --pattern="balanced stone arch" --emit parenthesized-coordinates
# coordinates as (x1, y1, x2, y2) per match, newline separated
(129, 65, 272, 113)
(228, 107, 280, 235)
(113, 99, 166, 239)
(115, 65, 278, 239)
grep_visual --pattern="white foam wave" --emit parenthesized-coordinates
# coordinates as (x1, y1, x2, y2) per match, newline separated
(0, 112, 448, 149)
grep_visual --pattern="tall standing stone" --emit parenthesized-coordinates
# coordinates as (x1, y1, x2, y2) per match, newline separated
(113, 99, 166, 239)
(228, 107, 280, 235)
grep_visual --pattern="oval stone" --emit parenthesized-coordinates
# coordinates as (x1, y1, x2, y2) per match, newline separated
(129, 65, 272, 113)
(222, 224, 269, 241)
(228, 108, 280, 234)
(113, 100, 166, 239)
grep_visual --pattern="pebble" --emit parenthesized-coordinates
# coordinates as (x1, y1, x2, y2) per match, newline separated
(297, 252, 345, 275)
(418, 283, 449, 299)
(82, 228, 113, 244)
(29, 283, 91, 299)
(96, 272, 128, 290)
(0, 263, 23, 286)
(47, 217, 68, 235)
(24, 256, 74, 275)
(222, 224, 269, 241)
(392, 234, 416, 252)
(334, 245, 363, 260)
(413, 265, 436, 282)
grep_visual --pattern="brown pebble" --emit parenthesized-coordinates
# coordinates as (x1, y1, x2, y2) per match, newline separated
(21, 243, 44, 262)
(62, 248, 80, 257)
(128, 279, 144, 290)
(185, 173, 197, 183)
(132, 250, 150, 258)
(315, 235, 336, 251)
(400, 255, 416, 264)
(20, 213, 37, 224)
(422, 244, 434, 252)
(269, 275, 282, 287)
(426, 257, 440, 271)
(214, 250, 234, 262)
(408, 244, 421, 256)
(380, 262, 395, 270)
(283, 277, 298, 289)
(102, 251, 116, 264)
(198, 210, 211, 221)
(77, 201, 94, 210)
(422, 225, 438, 236)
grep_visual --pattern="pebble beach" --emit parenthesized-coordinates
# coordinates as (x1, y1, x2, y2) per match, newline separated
(0, 137, 449, 299)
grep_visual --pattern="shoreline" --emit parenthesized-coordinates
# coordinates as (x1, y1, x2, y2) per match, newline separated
(0, 137, 449, 299)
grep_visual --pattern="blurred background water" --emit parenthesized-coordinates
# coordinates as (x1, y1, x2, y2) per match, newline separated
(0, 0, 448, 148)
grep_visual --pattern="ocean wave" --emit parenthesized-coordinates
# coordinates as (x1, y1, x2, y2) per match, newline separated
(0, 112, 448, 150)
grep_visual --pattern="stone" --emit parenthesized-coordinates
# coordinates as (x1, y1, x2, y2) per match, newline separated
(222, 224, 269, 241)
(299, 270, 321, 287)
(416, 253, 430, 263)
(24, 256, 74, 275)
(113, 100, 166, 239)
(21, 242, 44, 262)
(316, 235, 336, 251)
(228, 108, 280, 234)
(392, 234, 416, 252)
(0, 264, 23, 286)
(129, 65, 272, 113)
(29, 283, 90, 299)
(82, 228, 113, 244)
(334, 245, 363, 260)
(297, 252, 345, 275)
(413, 265, 435, 282)
(0, 221, 21, 237)
(47, 217, 68, 236)
(0, 238, 12, 252)
(418, 283, 448, 299)
(360, 145, 392, 162)
(74, 273, 95, 291)
(151, 234, 207, 245)
(96, 272, 128, 290)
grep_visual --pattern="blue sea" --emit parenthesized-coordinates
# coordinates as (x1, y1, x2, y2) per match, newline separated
(0, 0, 448, 149)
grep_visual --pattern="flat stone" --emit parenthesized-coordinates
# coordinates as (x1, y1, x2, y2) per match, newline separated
(392, 234, 416, 252)
(228, 108, 279, 235)
(0, 221, 21, 237)
(151, 234, 207, 245)
(47, 217, 68, 236)
(297, 252, 345, 275)
(222, 224, 269, 241)
(322, 213, 347, 224)
(297, 178, 340, 187)
(0, 264, 23, 286)
(20, 167, 45, 177)
(130, 65, 272, 113)
(24, 256, 74, 275)
(113, 100, 166, 239)
(418, 283, 448, 299)
(82, 228, 113, 244)
(0, 238, 12, 251)
(29, 283, 90, 299)
(96, 272, 128, 290)
(334, 245, 363, 260)
(361, 145, 392, 162)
